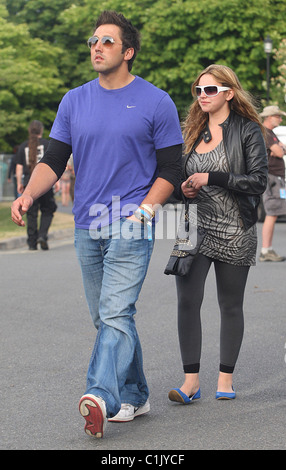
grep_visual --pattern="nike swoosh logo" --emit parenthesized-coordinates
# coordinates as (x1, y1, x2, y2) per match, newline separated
(127, 105, 136, 108)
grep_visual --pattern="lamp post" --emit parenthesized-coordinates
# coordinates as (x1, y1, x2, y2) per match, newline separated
(264, 35, 273, 103)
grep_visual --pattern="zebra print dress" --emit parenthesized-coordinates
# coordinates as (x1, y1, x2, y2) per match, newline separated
(186, 141, 257, 266)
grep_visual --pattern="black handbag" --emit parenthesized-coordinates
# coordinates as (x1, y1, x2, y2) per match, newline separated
(164, 201, 206, 276)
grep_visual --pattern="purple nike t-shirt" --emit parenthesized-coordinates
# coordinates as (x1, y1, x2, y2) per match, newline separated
(50, 76, 183, 229)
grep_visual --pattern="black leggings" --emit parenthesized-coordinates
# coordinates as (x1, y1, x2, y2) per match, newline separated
(176, 253, 250, 374)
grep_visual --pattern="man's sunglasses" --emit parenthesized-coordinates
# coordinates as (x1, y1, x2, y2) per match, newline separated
(87, 36, 122, 48)
(195, 85, 230, 97)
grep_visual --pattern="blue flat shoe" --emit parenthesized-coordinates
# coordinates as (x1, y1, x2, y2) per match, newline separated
(216, 387, 236, 400)
(168, 388, 201, 404)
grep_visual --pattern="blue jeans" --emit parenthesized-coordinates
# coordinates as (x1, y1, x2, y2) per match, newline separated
(74, 218, 154, 418)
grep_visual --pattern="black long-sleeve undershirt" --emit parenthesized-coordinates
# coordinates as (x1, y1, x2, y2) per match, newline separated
(40, 138, 182, 188)
(40, 139, 72, 179)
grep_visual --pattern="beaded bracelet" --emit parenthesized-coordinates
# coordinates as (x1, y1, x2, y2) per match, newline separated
(134, 207, 153, 241)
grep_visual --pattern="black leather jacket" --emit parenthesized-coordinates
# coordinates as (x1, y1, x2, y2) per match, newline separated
(176, 111, 268, 230)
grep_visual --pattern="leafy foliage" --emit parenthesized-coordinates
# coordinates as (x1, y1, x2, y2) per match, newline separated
(0, 0, 285, 151)
(0, 1, 66, 150)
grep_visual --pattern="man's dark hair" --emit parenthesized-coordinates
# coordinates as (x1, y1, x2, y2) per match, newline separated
(94, 10, 141, 71)
(28, 120, 44, 173)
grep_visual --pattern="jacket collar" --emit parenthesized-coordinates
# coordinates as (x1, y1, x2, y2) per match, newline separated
(202, 122, 212, 142)
(218, 110, 232, 130)
(203, 110, 232, 142)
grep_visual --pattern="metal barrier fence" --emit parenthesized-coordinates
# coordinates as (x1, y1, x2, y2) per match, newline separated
(0, 154, 16, 201)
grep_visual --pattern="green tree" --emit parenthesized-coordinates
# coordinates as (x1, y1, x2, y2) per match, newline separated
(5, 0, 76, 42)
(268, 38, 286, 111)
(135, 0, 286, 116)
(0, 1, 66, 151)
(1, 0, 286, 151)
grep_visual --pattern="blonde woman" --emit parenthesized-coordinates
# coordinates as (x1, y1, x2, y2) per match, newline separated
(169, 65, 268, 404)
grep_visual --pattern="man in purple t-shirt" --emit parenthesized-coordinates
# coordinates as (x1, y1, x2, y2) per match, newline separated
(11, 11, 183, 438)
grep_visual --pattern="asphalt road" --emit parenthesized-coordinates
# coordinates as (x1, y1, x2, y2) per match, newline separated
(1, 213, 285, 452)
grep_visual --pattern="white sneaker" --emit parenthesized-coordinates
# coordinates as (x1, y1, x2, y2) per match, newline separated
(108, 399, 150, 422)
(79, 394, 107, 438)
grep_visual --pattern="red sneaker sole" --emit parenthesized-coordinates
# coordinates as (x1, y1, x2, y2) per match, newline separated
(79, 395, 105, 438)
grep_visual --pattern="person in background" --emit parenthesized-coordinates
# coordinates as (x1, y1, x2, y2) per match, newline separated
(15, 120, 59, 250)
(168, 64, 267, 405)
(11, 11, 183, 438)
(68, 155, 75, 203)
(259, 105, 286, 262)
(8, 150, 19, 199)
(60, 163, 72, 206)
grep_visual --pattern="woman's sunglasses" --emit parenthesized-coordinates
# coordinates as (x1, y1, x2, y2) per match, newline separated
(87, 36, 122, 49)
(195, 85, 230, 97)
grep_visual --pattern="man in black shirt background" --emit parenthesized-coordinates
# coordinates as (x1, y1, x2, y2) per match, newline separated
(15, 120, 58, 250)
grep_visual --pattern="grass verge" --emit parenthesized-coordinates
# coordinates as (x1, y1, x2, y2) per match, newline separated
(0, 201, 74, 241)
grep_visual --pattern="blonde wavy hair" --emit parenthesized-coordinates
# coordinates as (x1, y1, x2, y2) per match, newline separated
(183, 64, 264, 154)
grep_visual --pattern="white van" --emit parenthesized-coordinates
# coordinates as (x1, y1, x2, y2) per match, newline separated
(273, 125, 286, 172)
(273, 125, 286, 146)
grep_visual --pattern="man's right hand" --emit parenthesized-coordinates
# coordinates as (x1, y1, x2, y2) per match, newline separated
(11, 194, 34, 227)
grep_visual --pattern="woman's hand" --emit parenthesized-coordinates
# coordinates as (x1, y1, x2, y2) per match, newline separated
(181, 180, 199, 198)
(181, 173, 209, 198)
